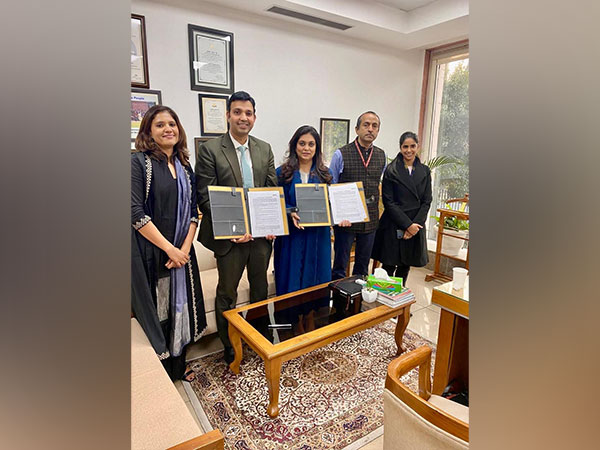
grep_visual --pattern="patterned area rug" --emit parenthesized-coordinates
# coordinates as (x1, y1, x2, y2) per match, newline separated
(186, 320, 435, 450)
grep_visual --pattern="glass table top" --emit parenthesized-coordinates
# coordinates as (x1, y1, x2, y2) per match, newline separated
(433, 276, 469, 302)
(236, 278, 402, 344)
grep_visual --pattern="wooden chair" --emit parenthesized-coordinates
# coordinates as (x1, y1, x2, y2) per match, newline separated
(383, 346, 469, 449)
(445, 194, 469, 214)
(167, 430, 224, 450)
(425, 194, 469, 282)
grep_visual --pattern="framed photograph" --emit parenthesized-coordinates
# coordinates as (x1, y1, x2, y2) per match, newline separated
(131, 14, 149, 88)
(320, 118, 350, 165)
(131, 88, 162, 141)
(188, 24, 234, 94)
(198, 94, 228, 136)
(194, 137, 212, 162)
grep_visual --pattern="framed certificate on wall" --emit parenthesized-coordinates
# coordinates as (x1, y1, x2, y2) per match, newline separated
(198, 94, 228, 136)
(188, 24, 235, 94)
(131, 14, 149, 88)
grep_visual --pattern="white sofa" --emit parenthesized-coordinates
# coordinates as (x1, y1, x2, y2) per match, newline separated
(131, 318, 224, 450)
(193, 240, 276, 336)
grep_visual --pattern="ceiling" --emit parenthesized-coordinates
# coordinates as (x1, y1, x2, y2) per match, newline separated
(185, 0, 468, 51)
(374, 0, 437, 12)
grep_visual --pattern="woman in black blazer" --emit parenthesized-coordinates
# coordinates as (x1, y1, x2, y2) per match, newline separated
(371, 132, 432, 286)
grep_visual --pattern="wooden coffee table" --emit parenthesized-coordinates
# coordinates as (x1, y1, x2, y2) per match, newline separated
(223, 279, 414, 417)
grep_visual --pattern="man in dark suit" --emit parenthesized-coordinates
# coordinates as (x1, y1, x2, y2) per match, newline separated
(195, 91, 277, 363)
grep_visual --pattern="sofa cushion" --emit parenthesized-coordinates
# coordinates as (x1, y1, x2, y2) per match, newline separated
(193, 240, 217, 272)
(428, 395, 469, 424)
(383, 389, 468, 449)
(131, 319, 202, 450)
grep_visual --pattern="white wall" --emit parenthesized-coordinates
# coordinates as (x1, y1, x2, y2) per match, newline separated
(132, 0, 424, 166)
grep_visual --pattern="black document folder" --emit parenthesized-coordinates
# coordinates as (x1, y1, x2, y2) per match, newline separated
(207, 186, 248, 239)
(295, 183, 332, 226)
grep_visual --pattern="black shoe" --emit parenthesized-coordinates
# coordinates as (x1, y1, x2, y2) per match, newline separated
(223, 346, 235, 364)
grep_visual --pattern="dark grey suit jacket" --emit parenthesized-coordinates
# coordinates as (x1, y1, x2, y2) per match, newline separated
(195, 133, 277, 256)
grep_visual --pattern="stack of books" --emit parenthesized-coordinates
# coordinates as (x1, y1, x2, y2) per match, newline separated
(376, 287, 415, 308)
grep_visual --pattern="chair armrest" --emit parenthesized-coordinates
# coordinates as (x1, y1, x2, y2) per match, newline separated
(385, 346, 468, 442)
(167, 429, 224, 450)
(386, 346, 432, 400)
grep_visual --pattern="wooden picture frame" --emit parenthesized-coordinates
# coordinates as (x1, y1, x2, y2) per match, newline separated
(131, 14, 150, 88)
(188, 24, 235, 94)
(198, 94, 228, 136)
(131, 88, 162, 143)
(320, 118, 350, 165)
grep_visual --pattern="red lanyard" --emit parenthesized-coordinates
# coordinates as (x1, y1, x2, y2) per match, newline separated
(354, 139, 374, 168)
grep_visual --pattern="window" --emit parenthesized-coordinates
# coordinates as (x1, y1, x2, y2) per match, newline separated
(419, 42, 469, 240)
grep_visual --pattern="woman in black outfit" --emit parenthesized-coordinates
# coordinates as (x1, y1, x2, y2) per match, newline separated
(131, 105, 207, 381)
(371, 131, 432, 286)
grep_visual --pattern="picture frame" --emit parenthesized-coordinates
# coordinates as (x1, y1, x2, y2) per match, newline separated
(198, 94, 229, 136)
(194, 136, 212, 163)
(188, 24, 235, 94)
(131, 14, 149, 88)
(320, 118, 350, 165)
(131, 88, 162, 142)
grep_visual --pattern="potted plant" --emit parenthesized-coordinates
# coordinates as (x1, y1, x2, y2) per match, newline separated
(432, 215, 469, 256)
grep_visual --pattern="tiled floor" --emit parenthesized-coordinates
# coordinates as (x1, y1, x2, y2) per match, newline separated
(177, 266, 445, 448)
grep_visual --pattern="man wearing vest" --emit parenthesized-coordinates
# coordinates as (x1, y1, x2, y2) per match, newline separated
(195, 91, 277, 364)
(329, 111, 386, 280)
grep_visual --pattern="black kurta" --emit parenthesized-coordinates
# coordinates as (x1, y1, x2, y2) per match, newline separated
(131, 152, 207, 373)
(371, 155, 432, 267)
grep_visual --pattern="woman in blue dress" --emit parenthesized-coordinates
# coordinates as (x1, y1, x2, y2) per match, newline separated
(274, 125, 333, 333)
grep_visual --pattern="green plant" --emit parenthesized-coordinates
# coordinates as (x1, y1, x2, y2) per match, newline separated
(431, 215, 469, 231)
(424, 155, 460, 171)
(386, 154, 461, 172)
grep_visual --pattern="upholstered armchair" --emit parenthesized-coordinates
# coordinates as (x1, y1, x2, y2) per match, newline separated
(384, 346, 469, 449)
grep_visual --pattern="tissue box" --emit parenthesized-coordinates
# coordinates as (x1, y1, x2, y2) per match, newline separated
(366, 275, 403, 293)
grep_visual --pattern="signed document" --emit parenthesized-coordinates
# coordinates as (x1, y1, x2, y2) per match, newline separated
(328, 182, 369, 225)
(295, 183, 331, 226)
(247, 188, 289, 237)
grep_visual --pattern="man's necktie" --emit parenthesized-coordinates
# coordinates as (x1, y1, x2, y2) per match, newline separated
(238, 145, 254, 188)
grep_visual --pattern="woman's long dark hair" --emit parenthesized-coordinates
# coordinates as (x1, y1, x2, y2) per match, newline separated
(279, 125, 332, 184)
(133, 105, 190, 166)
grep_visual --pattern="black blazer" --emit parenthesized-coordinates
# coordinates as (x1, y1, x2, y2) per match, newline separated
(371, 155, 432, 267)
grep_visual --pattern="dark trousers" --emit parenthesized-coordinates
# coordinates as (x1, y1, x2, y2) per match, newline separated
(382, 263, 410, 286)
(215, 238, 272, 348)
(332, 228, 376, 280)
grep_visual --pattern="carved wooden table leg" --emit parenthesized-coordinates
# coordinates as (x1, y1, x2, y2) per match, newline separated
(265, 358, 282, 418)
(394, 306, 411, 355)
(228, 325, 243, 374)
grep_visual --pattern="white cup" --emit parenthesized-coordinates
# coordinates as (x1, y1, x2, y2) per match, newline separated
(452, 267, 468, 290)
(362, 288, 378, 303)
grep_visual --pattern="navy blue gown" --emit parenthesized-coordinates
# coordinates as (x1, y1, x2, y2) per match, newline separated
(274, 166, 332, 302)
